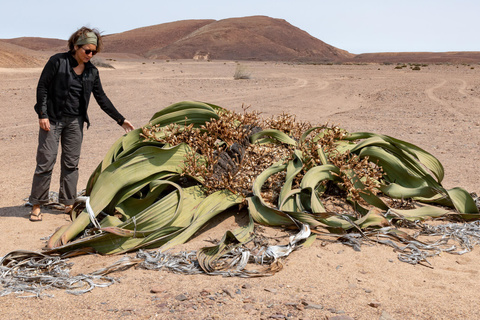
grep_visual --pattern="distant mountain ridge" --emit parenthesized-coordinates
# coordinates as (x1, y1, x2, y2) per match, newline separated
(0, 16, 353, 64)
(1, 15, 480, 67)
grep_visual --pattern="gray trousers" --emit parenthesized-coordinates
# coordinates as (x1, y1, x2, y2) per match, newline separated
(29, 116, 84, 206)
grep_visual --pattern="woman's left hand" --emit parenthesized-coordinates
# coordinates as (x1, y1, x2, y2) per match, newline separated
(121, 119, 135, 133)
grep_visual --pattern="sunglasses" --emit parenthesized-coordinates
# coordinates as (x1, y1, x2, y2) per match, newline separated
(81, 47, 97, 56)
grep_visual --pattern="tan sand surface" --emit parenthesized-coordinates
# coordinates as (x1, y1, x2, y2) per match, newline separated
(1, 59, 480, 319)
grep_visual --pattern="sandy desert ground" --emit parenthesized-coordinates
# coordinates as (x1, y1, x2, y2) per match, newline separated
(1, 58, 480, 319)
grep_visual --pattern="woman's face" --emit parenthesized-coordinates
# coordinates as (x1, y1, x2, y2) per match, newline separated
(74, 44, 97, 64)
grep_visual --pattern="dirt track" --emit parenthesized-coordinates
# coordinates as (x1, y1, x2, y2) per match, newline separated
(1, 60, 480, 319)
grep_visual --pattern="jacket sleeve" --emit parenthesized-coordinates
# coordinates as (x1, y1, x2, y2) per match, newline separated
(34, 56, 59, 119)
(92, 71, 125, 125)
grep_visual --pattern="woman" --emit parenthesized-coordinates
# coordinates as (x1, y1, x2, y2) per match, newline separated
(29, 27, 135, 221)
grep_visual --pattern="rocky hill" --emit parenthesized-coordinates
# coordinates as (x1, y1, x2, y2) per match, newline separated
(2, 37, 66, 51)
(102, 19, 215, 57)
(0, 40, 49, 68)
(131, 16, 354, 62)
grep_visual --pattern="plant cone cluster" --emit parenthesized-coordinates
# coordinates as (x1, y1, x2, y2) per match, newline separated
(45, 101, 480, 275)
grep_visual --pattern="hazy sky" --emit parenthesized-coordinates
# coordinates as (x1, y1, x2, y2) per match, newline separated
(1, 0, 479, 54)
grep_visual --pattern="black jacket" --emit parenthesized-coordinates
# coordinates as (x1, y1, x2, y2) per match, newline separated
(34, 52, 125, 128)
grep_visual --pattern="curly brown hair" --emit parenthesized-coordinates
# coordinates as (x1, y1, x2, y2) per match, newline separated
(67, 27, 103, 53)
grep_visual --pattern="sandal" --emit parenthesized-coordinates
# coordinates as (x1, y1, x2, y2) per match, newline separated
(29, 205, 42, 222)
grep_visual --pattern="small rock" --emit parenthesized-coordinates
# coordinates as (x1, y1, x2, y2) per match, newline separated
(200, 289, 210, 296)
(150, 287, 163, 294)
(175, 294, 188, 301)
(268, 314, 286, 319)
(364, 288, 372, 293)
(242, 283, 252, 289)
(296, 304, 305, 311)
(264, 288, 277, 293)
(222, 288, 234, 298)
(305, 303, 323, 310)
(235, 289, 242, 294)
(368, 302, 381, 308)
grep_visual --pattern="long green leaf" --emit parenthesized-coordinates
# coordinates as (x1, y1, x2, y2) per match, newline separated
(300, 164, 341, 213)
(278, 150, 303, 211)
(49, 144, 189, 248)
(387, 205, 451, 221)
(252, 161, 287, 206)
(347, 132, 444, 183)
(247, 196, 295, 226)
(159, 190, 244, 251)
(250, 129, 297, 146)
(149, 101, 217, 122)
(447, 187, 479, 214)
(150, 109, 219, 127)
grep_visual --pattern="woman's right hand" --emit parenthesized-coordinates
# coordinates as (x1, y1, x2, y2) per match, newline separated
(121, 119, 135, 133)
(39, 118, 50, 131)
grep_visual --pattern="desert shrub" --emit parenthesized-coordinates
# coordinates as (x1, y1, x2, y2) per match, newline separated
(233, 64, 251, 80)
(91, 59, 114, 69)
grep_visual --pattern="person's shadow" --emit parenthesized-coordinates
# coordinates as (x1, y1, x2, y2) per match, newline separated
(0, 205, 31, 219)
(0, 204, 65, 219)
